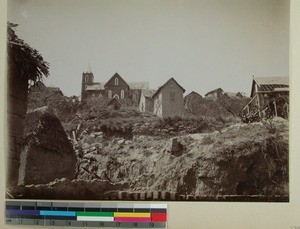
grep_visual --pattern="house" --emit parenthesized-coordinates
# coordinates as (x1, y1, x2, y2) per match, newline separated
(242, 76, 289, 119)
(184, 91, 203, 110)
(152, 78, 185, 117)
(204, 88, 224, 99)
(222, 92, 245, 99)
(139, 90, 156, 113)
(81, 70, 149, 106)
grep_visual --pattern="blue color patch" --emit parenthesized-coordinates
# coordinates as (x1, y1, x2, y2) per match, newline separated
(40, 211, 76, 217)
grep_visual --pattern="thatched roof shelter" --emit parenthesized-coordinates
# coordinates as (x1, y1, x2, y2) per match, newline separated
(7, 22, 50, 188)
(7, 22, 49, 81)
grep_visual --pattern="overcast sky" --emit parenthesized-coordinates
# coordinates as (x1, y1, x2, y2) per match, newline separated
(7, 0, 289, 97)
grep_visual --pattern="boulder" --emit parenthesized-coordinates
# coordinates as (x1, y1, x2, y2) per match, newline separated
(18, 108, 77, 185)
(170, 138, 184, 157)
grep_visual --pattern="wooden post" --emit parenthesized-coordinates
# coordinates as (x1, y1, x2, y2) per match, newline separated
(247, 105, 250, 115)
(257, 94, 261, 117)
(273, 100, 278, 117)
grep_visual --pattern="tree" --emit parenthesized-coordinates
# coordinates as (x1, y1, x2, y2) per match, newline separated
(7, 23, 49, 187)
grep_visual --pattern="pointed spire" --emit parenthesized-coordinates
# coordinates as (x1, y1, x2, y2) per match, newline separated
(87, 63, 92, 73)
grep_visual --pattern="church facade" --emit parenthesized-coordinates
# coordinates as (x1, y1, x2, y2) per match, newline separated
(81, 71, 149, 106)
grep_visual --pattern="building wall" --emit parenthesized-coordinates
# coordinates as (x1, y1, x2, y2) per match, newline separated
(139, 94, 146, 111)
(139, 95, 154, 113)
(146, 97, 154, 113)
(161, 81, 184, 117)
(105, 75, 130, 99)
(154, 92, 163, 117)
(85, 90, 105, 100)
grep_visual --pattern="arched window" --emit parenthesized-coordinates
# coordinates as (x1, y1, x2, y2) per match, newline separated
(115, 77, 119, 85)
(108, 90, 112, 98)
(121, 90, 124, 99)
(113, 94, 120, 100)
(85, 75, 89, 82)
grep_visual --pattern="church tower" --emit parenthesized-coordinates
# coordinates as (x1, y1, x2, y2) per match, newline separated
(81, 64, 94, 101)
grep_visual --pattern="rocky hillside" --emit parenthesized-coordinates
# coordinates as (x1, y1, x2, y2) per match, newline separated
(73, 117, 288, 197)
(9, 87, 288, 201)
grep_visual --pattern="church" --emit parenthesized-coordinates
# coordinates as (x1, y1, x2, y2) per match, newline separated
(81, 70, 149, 106)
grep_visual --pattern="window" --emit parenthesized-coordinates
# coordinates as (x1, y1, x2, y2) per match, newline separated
(85, 75, 89, 82)
(170, 92, 175, 102)
(108, 90, 112, 98)
(121, 90, 124, 99)
(115, 77, 119, 85)
(113, 94, 120, 100)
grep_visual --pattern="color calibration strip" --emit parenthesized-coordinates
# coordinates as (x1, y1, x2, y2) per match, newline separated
(5, 201, 167, 228)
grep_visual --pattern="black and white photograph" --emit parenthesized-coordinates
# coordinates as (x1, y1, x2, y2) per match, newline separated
(6, 0, 289, 201)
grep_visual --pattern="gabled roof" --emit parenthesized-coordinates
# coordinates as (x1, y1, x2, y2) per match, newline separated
(104, 72, 129, 88)
(205, 88, 223, 96)
(185, 91, 202, 98)
(152, 78, 186, 98)
(106, 97, 122, 109)
(128, 82, 149, 90)
(250, 76, 289, 97)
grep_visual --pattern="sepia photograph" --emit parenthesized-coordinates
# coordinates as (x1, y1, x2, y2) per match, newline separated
(6, 0, 289, 201)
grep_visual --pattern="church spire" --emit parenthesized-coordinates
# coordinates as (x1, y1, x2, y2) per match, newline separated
(87, 63, 92, 73)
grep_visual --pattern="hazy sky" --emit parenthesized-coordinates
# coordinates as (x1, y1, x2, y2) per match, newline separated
(7, 0, 289, 97)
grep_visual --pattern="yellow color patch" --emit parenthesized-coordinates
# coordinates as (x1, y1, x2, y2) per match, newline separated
(113, 212, 151, 218)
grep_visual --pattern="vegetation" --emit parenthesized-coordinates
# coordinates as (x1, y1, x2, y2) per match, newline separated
(7, 22, 49, 81)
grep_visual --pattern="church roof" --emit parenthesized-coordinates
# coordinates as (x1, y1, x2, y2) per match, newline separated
(85, 83, 104, 90)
